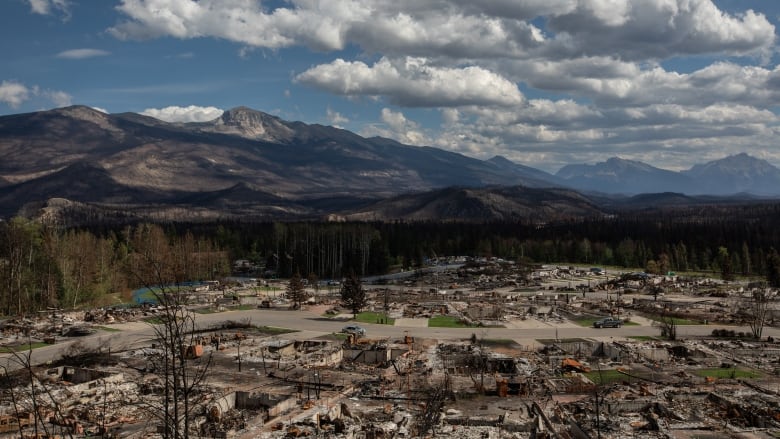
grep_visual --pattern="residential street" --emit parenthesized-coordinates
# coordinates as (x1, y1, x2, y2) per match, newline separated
(3, 308, 777, 372)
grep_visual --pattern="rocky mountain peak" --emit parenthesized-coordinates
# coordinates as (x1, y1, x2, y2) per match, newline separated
(681, 153, 780, 195)
(220, 106, 271, 122)
(686, 153, 775, 176)
(555, 156, 696, 194)
(50, 105, 118, 131)
(209, 106, 295, 142)
(602, 157, 656, 171)
(52, 105, 107, 120)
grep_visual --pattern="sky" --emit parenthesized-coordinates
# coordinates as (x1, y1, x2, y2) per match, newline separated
(2, 0, 780, 173)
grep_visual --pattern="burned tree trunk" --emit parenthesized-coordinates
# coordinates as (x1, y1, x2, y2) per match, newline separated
(747, 290, 770, 339)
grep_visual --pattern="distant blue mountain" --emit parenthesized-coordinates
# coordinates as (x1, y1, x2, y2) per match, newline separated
(0, 105, 778, 223)
(554, 154, 780, 196)
(682, 153, 780, 196)
(555, 157, 699, 195)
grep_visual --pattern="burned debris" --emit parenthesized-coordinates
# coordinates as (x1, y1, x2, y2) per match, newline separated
(0, 262, 779, 438)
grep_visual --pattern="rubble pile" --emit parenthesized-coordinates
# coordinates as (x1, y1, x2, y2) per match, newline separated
(1, 261, 779, 437)
(1, 324, 779, 438)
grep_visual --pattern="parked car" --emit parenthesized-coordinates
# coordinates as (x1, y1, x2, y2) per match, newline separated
(593, 317, 623, 328)
(341, 324, 366, 336)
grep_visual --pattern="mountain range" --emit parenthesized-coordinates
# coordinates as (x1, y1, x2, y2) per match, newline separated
(0, 105, 778, 223)
(555, 154, 780, 196)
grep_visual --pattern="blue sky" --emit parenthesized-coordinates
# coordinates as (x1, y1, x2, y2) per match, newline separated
(2, 0, 780, 172)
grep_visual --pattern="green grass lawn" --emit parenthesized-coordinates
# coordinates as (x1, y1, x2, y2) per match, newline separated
(355, 311, 395, 325)
(0, 342, 49, 353)
(693, 368, 762, 379)
(429, 315, 477, 328)
(193, 307, 221, 314)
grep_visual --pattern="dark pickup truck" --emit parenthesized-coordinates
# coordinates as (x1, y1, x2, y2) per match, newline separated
(593, 317, 623, 328)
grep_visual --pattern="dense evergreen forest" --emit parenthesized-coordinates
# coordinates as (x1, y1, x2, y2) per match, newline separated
(2, 202, 780, 314)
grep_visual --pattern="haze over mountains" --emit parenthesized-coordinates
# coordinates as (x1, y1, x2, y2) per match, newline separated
(556, 154, 780, 196)
(0, 105, 778, 222)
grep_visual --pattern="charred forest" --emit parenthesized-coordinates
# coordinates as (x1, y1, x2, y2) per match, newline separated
(3, 201, 780, 314)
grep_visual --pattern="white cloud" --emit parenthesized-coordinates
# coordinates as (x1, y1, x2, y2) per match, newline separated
(109, 0, 774, 60)
(425, 97, 780, 172)
(344, 8, 542, 59)
(91, 107, 109, 114)
(296, 57, 524, 107)
(110, 0, 327, 48)
(502, 59, 780, 110)
(28, 0, 70, 20)
(441, 108, 459, 125)
(621, 104, 776, 126)
(541, 0, 775, 60)
(325, 107, 348, 127)
(361, 108, 429, 145)
(103, 0, 780, 170)
(381, 108, 411, 131)
(238, 46, 255, 59)
(45, 90, 72, 107)
(28, 0, 50, 14)
(449, 103, 606, 146)
(0, 80, 73, 109)
(141, 105, 224, 123)
(109, 0, 542, 58)
(56, 49, 111, 59)
(451, 0, 577, 20)
(0, 81, 30, 108)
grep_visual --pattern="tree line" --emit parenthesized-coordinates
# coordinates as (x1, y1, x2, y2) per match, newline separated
(207, 213, 780, 281)
(0, 219, 229, 315)
(4, 202, 780, 314)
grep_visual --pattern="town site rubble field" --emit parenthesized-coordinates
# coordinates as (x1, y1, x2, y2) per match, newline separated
(1, 260, 779, 438)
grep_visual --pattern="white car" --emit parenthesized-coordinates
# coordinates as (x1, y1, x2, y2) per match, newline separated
(341, 325, 366, 336)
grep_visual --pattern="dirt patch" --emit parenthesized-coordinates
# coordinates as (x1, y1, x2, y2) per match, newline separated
(393, 317, 429, 327)
(305, 304, 331, 316)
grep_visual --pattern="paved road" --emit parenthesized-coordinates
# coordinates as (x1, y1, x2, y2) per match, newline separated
(3, 308, 777, 371)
